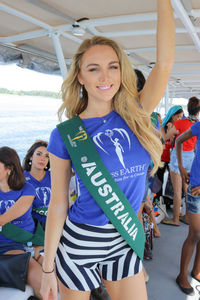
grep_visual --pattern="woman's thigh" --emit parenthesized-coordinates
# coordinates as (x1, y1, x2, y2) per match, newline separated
(58, 278, 91, 300)
(104, 270, 147, 300)
(170, 169, 182, 197)
(189, 212, 200, 235)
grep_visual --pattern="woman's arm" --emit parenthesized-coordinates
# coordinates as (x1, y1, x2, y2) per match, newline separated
(140, 0, 175, 113)
(0, 195, 34, 226)
(176, 128, 193, 183)
(40, 153, 72, 300)
(164, 125, 177, 141)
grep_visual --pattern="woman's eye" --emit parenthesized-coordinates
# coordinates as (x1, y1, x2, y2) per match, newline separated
(110, 65, 119, 69)
(36, 153, 41, 156)
(89, 68, 98, 72)
(46, 155, 49, 159)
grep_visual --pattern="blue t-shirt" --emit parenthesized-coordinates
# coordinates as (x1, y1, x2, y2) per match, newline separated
(24, 170, 51, 222)
(0, 182, 36, 243)
(190, 122, 200, 186)
(47, 111, 150, 225)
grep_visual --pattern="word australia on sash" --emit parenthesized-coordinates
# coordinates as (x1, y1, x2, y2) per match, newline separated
(81, 161, 138, 240)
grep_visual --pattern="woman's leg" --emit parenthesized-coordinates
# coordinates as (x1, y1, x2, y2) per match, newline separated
(191, 235, 200, 280)
(4, 249, 42, 299)
(170, 169, 182, 224)
(58, 278, 91, 300)
(104, 271, 147, 300)
(177, 212, 200, 288)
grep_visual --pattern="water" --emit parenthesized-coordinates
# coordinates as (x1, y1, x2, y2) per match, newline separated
(0, 94, 63, 161)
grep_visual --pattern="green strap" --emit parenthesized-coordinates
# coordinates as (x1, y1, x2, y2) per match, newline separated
(57, 116, 145, 261)
(32, 206, 48, 217)
(1, 221, 44, 246)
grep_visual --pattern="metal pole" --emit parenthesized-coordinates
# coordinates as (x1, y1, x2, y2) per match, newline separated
(51, 32, 67, 79)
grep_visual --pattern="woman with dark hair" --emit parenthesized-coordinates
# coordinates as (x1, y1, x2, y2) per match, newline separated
(162, 97, 200, 226)
(155, 105, 184, 200)
(23, 140, 51, 230)
(0, 146, 43, 299)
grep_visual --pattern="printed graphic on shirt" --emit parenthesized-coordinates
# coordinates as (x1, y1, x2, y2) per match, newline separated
(0, 200, 15, 212)
(35, 187, 51, 206)
(93, 128, 131, 169)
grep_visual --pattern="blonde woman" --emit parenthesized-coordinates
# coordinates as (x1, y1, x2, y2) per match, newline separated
(40, 1, 175, 300)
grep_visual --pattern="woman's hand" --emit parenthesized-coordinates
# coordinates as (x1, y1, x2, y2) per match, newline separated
(40, 272, 58, 300)
(190, 186, 200, 196)
(179, 166, 189, 184)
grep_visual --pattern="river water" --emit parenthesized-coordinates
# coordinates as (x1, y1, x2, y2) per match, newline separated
(0, 94, 63, 161)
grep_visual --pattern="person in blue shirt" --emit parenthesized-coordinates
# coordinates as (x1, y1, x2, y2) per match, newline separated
(23, 140, 51, 230)
(0, 146, 43, 299)
(175, 120, 200, 296)
(40, 2, 175, 300)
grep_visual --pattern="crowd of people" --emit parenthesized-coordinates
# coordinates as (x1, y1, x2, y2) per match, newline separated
(0, 0, 200, 299)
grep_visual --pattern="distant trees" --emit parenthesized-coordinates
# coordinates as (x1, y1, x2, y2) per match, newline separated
(0, 88, 61, 99)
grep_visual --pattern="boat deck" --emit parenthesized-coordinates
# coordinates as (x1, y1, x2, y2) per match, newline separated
(145, 208, 199, 300)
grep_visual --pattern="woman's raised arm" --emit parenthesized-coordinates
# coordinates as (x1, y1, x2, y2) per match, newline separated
(140, 0, 175, 114)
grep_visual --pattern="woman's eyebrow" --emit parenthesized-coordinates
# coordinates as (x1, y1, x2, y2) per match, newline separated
(86, 61, 119, 68)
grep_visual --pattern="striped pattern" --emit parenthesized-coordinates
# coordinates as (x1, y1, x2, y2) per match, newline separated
(55, 218, 142, 291)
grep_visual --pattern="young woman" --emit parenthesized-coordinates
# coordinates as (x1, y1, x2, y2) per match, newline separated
(162, 97, 200, 226)
(175, 120, 200, 296)
(40, 1, 175, 299)
(155, 105, 183, 200)
(23, 140, 51, 230)
(0, 146, 43, 299)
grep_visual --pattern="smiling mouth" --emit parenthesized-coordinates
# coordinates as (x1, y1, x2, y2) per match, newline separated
(97, 85, 112, 91)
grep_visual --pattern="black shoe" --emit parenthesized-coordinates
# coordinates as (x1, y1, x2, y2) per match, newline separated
(27, 296, 40, 300)
(191, 271, 200, 283)
(176, 277, 194, 296)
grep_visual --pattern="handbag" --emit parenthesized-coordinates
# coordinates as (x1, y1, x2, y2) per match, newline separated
(90, 284, 110, 300)
(0, 252, 30, 291)
(153, 196, 169, 224)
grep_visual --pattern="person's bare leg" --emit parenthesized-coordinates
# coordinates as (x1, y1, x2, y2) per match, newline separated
(58, 278, 91, 300)
(170, 169, 182, 224)
(104, 271, 147, 300)
(177, 213, 200, 288)
(191, 237, 200, 280)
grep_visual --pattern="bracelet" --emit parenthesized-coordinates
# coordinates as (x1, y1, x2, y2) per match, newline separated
(34, 254, 41, 262)
(42, 267, 54, 274)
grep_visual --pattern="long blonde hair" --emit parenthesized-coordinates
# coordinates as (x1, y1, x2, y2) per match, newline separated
(59, 36, 163, 174)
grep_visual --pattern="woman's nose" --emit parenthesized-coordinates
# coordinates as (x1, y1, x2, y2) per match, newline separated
(99, 69, 109, 82)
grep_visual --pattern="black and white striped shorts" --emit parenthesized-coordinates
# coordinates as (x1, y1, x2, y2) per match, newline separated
(55, 217, 142, 291)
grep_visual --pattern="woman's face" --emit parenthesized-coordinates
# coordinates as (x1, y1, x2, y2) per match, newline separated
(30, 146, 49, 171)
(0, 161, 10, 183)
(78, 45, 121, 106)
(172, 112, 183, 123)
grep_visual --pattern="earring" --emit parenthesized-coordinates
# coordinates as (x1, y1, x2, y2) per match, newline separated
(80, 85, 83, 98)
(29, 161, 32, 165)
(8, 171, 11, 176)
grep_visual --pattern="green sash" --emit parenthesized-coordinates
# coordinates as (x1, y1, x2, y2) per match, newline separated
(57, 116, 145, 261)
(1, 221, 44, 246)
(32, 206, 48, 217)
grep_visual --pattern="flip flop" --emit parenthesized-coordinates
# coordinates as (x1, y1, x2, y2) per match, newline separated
(161, 219, 180, 226)
(179, 215, 189, 225)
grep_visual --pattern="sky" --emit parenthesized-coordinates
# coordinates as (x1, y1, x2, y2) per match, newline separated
(0, 64, 63, 92)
